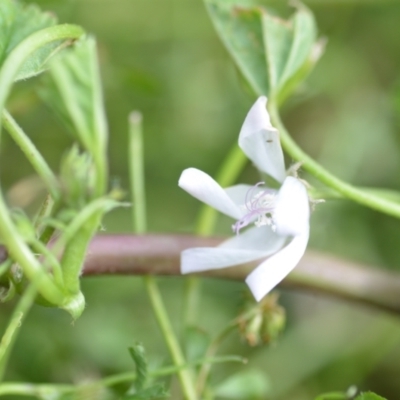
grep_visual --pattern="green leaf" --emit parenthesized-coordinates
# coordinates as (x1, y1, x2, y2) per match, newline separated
(213, 369, 270, 399)
(39, 36, 107, 160)
(0, 0, 68, 80)
(265, 6, 316, 90)
(184, 326, 210, 363)
(205, 2, 269, 96)
(204, 0, 320, 102)
(125, 344, 169, 399)
(129, 343, 148, 391)
(355, 393, 387, 400)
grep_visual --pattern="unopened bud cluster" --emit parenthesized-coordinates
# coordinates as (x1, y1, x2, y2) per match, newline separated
(238, 292, 286, 346)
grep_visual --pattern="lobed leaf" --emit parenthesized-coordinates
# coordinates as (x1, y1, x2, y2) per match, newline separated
(39, 37, 107, 159)
(0, 0, 69, 80)
(205, 0, 320, 102)
(126, 345, 169, 400)
(262, 6, 317, 92)
(129, 343, 148, 391)
(206, 1, 269, 96)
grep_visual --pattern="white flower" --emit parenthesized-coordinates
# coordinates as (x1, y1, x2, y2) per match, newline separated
(179, 97, 310, 301)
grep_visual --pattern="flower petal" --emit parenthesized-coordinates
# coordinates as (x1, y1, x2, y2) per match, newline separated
(181, 247, 266, 273)
(245, 231, 309, 301)
(181, 226, 286, 273)
(224, 184, 254, 208)
(238, 97, 286, 182)
(274, 176, 310, 236)
(240, 97, 273, 135)
(179, 168, 242, 219)
(219, 225, 285, 252)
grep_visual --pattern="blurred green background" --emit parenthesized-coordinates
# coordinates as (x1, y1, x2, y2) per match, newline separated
(2, 0, 400, 399)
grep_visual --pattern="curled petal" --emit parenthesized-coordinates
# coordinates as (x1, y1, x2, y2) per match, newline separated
(179, 168, 242, 219)
(238, 97, 286, 183)
(245, 231, 309, 301)
(182, 226, 286, 273)
(274, 177, 310, 237)
(239, 96, 273, 135)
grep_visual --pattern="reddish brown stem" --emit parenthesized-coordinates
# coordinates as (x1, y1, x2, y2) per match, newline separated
(2, 234, 400, 314)
(81, 234, 400, 314)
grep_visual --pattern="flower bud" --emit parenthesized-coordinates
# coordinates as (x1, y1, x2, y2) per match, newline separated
(59, 145, 96, 209)
(238, 292, 286, 346)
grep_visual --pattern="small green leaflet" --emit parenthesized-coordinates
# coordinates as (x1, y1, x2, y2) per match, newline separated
(125, 343, 169, 400)
(121, 383, 169, 400)
(129, 343, 148, 391)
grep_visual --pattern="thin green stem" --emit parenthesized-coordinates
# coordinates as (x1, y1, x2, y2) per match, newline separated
(129, 111, 146, 234)
(128, 111, 197, 400)
(0, 285, 37, 381)
(98, 356, 247, 388)
(58, 198, 119, 249)
(269, 102, 400, 219)
(0, 382, 73, 398)
(196, 317, 242, 395)
(2, 110, 60, 201)
(0, 24, 84, 305)
(90, 39, 108, 198)
(0, 356, 244, 397)
(183, 276, 202, 327)
(144, 277, 198, 400)
(184, 134, 248, 389)
(30, 240, 63, 287)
